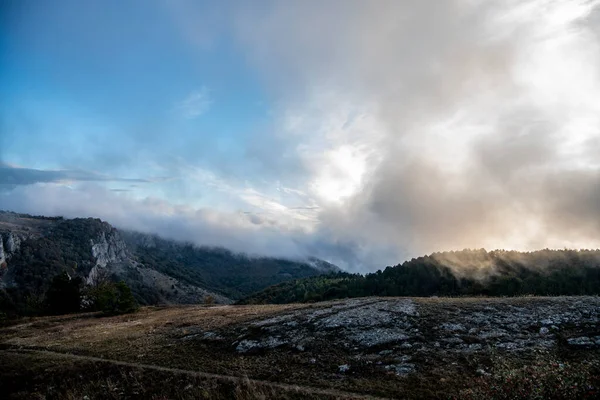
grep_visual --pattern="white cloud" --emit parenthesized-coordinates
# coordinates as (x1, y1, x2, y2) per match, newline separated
(232, 0, 600, 267)
(0, 182, 313, 258)
(176, 87, 212, 119)
(5, 1, 600, 272)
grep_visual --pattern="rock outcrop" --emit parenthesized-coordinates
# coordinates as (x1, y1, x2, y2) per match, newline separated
(87, 228, 130, 284)
(0, 211, 336, 307)
(225, 297, 600, 377)
(0, 232, 26, 266)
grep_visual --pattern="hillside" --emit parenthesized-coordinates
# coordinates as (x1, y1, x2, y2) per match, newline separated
(240, 249, 600, 304)
(1, 297, 599, 399)
(0, 211, 338, 314)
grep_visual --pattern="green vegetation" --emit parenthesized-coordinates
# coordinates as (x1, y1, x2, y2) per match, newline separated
(1, 213, 332, 316)
(0, 269, 138, 319)
(84, 281, 139, 315)
(45, 272, 83, 315)
(240, 249, 600, 304)
(123, 232, 332, 299)
(4, 218, 109, 298)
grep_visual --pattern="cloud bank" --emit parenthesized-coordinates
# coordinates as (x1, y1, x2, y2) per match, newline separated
(2, 0, 600, 271)
(235, 0, 600, 265)
(0, 163, 149, 186)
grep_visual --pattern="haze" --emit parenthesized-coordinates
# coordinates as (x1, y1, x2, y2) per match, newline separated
(2, 0, 600, 271)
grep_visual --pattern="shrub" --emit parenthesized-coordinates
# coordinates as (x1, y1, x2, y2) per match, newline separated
(86, 281, 138, 315)
(45, 272, 83, 315)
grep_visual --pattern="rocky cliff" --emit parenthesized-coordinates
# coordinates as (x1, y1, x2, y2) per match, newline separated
(0, 231, 34, 288)
(0, 211, 337, 308)
(87, 228, 130, 284)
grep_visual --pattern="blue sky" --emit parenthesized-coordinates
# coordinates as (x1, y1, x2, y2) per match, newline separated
(2, 1, 600, 271)
(2, 1, 270, 190)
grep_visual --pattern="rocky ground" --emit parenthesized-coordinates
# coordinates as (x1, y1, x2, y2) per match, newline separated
(1, 297, 599, 399)
(232, 296, 600, 358)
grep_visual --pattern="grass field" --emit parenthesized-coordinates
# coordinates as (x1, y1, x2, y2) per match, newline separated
(1, 297, 599, 399)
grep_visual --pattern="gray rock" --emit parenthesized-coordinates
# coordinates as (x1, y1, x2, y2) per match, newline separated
(236, 340, 261, 353)
(567, 337, 595, 347)
(236, 337, 287, 352)
(479, 329, 507, 339)
(0, 232, 26, 265)
(318, 300, 416, 329)
(440, 323, 467, 333)
(495, 342, 519, 350)
(348, 328, 409, 347)
(202, 332, 223, 340)
(338, 364, 350, 373)
(445, 337, 464, 344)
(87, 230, 129, 284)
(385, 363, 415, 376)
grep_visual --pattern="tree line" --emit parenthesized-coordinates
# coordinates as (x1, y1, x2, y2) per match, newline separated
(239, 249, 600, 304)
(0, 271, 138, 321)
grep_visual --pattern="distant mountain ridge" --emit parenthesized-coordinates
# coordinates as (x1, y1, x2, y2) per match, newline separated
(240, 248, 600, 304)
(0, 211, 338, 310)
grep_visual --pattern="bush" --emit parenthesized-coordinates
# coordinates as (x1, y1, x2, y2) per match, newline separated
(86, 281, 138, 315)
(45, 272, 83, 315)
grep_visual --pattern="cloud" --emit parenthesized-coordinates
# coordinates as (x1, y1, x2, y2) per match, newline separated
(0, 183, 315, 260)
(176, 87, 212, 119)
(0, 162, 150, 186)
(231, 0, 600, 268)
(4, 1, 600, 273)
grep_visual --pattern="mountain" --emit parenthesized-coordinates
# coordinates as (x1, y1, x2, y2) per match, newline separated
(239, 248, 600, 304)
(0, 211, 338, 313)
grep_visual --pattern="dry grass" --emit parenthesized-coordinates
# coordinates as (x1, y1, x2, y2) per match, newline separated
(0, 351, 345, 400)
(1, 298, 599, 399)
(1, 304, 311, 356)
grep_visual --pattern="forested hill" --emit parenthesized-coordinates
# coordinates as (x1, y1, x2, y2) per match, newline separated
(0, 211, 338, 315)
(238, 249, 600, 304)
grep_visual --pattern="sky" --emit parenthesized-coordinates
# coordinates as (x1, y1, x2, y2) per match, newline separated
(1, 0, 600, 271)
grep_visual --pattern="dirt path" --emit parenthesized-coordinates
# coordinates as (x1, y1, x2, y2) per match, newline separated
(1, 347, 391, 400)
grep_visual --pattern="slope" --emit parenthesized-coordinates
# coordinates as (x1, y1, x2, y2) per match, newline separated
(240, 248, 600, 304)
(0, 211, 338, 314)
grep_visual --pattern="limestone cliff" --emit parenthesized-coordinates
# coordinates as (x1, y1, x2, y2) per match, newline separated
(0, 232, 26, 266)
(87, 228, 130, 284)
(0, 211, 336, 307)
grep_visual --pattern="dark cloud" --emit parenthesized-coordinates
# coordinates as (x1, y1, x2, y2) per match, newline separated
(0, 163, 150, 186)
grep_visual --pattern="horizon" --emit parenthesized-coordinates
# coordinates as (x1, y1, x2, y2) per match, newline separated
(2, 1, 600, 272)
(2, 208, 600, 274)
